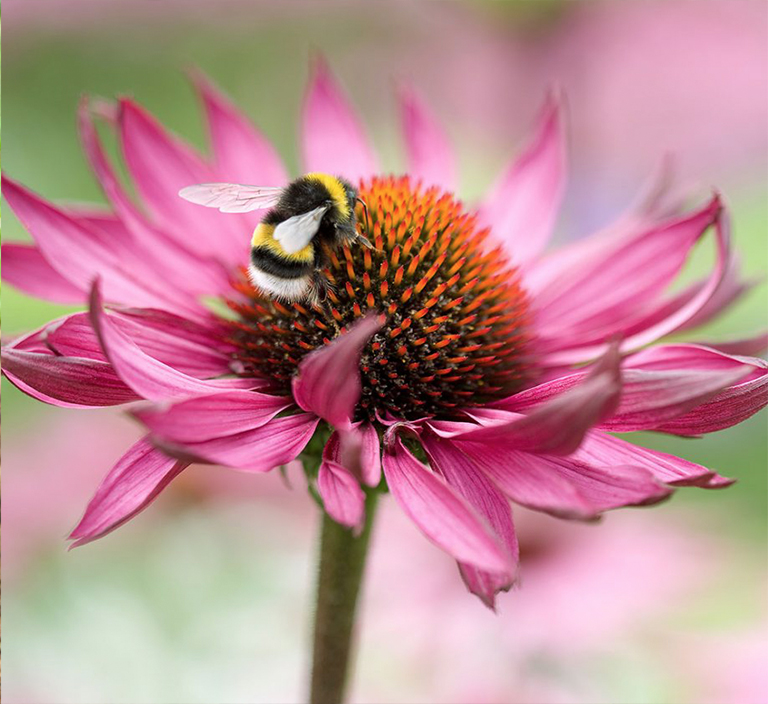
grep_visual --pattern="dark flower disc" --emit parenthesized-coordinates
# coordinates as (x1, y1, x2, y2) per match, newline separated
(227, 175, 531, 421)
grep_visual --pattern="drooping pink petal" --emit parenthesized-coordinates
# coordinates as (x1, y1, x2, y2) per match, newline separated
(133, 389, 291, 442)
(323, 424, 382, 488)
(89, 281, 246, 401)
(626, 342, 765, 372)
(118, 99, 248, 263)
(1, 243, 84, 303)
(448, 434, 670, 519)
(68, 437, 188, 547)
(301, 58, 377, 181)
(535, 457, 672, 511)
(615, 344, 768, 435)
(652, 374, 768, 436)
(2, 347, 140, 408)
(1, 176, 178, 310)
(438, 438, 596, 519)
(292, 314, 383, 429)
(155, 413, 319, 471)
(356, 423, 382, 487)
(382, 435, 512, 573)
(398, 85, 457, 192)
(538, 196, 732, 364)
(576, 431, 734, 489)
(450, 343, 621, 455)
(494, 343, 756, 433)
(599, 365, 753, 432)
(478, 92, 566, 269)
(422, 435, 517, 609)
(192, 71, 288, 188)
(317, 460, 366, 531)
(47, 310, 233, 378)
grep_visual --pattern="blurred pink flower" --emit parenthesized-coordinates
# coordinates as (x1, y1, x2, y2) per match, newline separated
(2, 59, 766, 607)
(356, 504, 727, 704)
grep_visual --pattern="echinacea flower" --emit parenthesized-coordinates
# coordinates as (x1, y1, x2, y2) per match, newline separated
(3, 60, 767, 609)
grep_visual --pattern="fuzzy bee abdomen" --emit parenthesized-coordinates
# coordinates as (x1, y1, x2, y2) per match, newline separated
(250, 246, 314, 280)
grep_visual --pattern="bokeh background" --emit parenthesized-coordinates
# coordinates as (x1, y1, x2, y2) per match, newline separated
(2, 1, 767, 703)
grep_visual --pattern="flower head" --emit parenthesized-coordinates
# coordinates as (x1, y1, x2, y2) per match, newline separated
(4, 59, 766, 607)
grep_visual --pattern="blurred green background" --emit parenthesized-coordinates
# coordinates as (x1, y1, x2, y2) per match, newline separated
(2, 2, 767, 703)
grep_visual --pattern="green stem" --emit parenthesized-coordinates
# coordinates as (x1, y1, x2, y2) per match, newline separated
(309, 490, 378, 704)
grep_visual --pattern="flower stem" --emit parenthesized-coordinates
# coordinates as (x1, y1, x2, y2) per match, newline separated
(309, 490, 378, 704)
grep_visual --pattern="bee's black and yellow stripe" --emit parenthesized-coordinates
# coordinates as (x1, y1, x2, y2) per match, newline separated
(250, 221, 315, 280)
(250, 172, 353, 275)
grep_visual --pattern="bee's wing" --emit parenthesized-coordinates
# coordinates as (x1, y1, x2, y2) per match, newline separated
(273, 205, 330, 254)
(178, 183, 282, 213)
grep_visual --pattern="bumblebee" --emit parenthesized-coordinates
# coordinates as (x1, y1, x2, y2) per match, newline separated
(180, 173, 369, 303)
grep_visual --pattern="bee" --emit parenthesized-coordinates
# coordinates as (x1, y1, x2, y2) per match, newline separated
(179, 173, 370, 304)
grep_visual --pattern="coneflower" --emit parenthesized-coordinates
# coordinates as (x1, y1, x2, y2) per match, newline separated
(3, 59, 766, 704)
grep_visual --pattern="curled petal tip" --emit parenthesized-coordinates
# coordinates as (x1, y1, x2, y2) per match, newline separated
(292, 314, 383, 428)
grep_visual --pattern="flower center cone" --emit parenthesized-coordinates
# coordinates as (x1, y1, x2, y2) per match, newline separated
(227, 175, 532, 421)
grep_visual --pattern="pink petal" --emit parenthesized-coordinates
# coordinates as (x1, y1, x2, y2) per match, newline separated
(292, 315, 383, 429)
(317, 460, 366, 531)
(422, 435, 517, 609)
(2, 347, 139, 408)
(69, 437, 188, 547)
(134, 389, 291, 442)
(626, 342, 766, 372)
(156, 413, 319, 471)
(192, 71, 288, 187)
(561, 254, 752, 354)
(1, 243, 84, 303)
(538, 196, 731, 364)
(523, 155, 686, 295)
(576, 431, 733, 489)
(599, 365, 753, 431)
(398, 85, 457, 192)
(301, 58, 377, 181)
(700, 333, 768, 357)
(382, 435, 512, 573)
(323, 424, 381, 488)
(618, 344, 768, 435)
(653, 374, 768, 435)
(451, 343, 621, 455)
(110, 310, 233, 378)
(1, 176, 174, 309)
(89, 281, 244, 401)
(535, 194, 721, 333)
(440, 439, 596, 519)
(478, 92, 566, 269)
(78, 98, 154, 239)
(496, 343, 755, 433)
(357, 423, 382, 486)
(118, 99, 248, 263)
(79, 100, 231, 300)
(452, 436, 670, 518)
(48, 310, 233, 378)
(535, 457, 672, 511)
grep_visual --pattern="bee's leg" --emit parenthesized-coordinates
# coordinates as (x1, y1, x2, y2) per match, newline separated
(354, 232, 375, 249)
(337, 222, 376, 250)
(309, 270, 337, 322)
